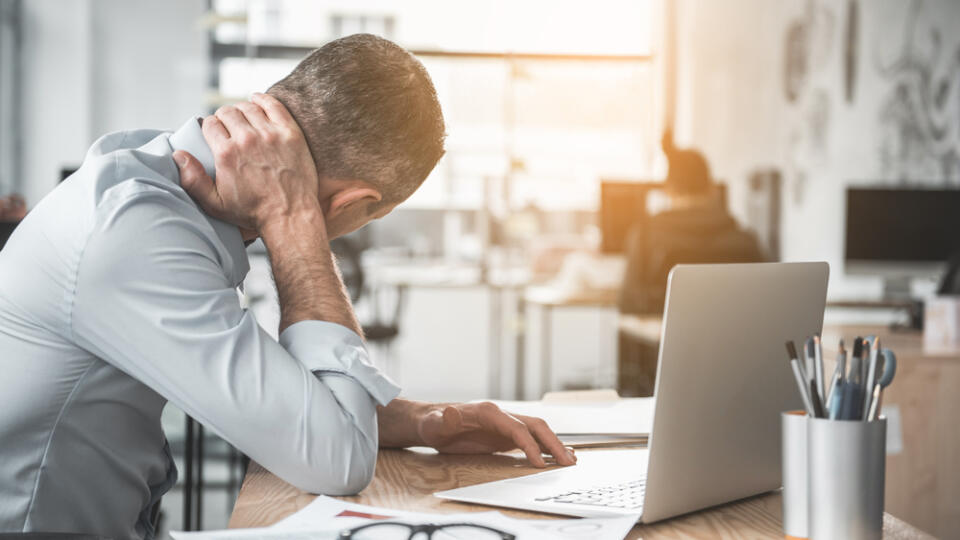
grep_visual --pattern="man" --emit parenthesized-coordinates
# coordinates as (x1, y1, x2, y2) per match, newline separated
(0, 34, 574, 539)
(619, 128, 765, 315)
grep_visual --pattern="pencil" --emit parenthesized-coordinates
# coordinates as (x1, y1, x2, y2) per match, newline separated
(785, 341, 815, 416)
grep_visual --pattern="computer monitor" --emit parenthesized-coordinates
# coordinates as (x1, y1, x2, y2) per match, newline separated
(844, 187, 960, 296)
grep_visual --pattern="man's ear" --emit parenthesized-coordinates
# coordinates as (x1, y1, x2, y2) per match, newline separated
(327, 186, 382, 218)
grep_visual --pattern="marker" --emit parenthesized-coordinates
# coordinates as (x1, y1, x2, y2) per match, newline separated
(809, 378, 826, 418)
(785, 341, 815, 416)
(849, 337, 863, 385)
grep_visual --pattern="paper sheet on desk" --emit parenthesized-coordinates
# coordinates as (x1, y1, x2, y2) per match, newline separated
(275, 497, 636, 539)
(172, 496, 636, 540)
(489, 397, 653, 437)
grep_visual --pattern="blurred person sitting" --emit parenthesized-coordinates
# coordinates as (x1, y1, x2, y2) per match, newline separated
(618, 129, 766, 315)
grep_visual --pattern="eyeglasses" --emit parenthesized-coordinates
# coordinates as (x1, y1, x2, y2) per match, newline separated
(338, 521, 516, 540)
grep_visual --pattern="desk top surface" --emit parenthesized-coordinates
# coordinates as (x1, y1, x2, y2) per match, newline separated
(228, 448, 931, 539)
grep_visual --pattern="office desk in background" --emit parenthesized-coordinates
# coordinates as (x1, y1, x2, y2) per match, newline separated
(618, 318, 960, 539)
(227, 448, 931, 539)
(523, 288, 619, 398)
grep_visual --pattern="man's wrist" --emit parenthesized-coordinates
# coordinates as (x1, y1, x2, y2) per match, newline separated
(378, 399, 437, 448)
(258, 203, 328, 247)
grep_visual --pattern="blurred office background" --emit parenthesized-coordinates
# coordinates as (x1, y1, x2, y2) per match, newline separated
(1, 0, 959, 537)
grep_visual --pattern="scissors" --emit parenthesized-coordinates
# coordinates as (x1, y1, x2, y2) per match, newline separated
(865, 348, 896, 420)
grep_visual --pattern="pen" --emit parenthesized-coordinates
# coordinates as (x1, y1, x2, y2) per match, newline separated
(825, 339, 845, 410)
(814, 334, 825, 403)
(804, 337, 816, 390)
(862, 338, 881, 420)
(785, 341, 815, 416)
(866, 383, 882, 421)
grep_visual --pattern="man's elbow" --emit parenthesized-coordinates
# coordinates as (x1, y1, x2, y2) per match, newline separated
(297, 431, 377, 495)
(321, 448, 376, 496)
(326, 466, 375, 496)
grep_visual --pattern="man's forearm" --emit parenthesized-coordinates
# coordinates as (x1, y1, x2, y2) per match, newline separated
(259, 206, 361, 335)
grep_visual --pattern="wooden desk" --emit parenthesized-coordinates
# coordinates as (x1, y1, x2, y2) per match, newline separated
(228, 448, 930, 539)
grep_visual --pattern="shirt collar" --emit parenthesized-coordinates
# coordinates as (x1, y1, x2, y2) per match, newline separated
(168, 117, 250, 288)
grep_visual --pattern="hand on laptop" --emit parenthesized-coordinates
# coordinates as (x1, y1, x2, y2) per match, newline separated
(417, 402, 576, 468)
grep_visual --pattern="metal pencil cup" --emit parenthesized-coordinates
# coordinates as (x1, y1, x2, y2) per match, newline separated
(782, 413, 886, 540)
(781, 411, 809, 539)
(808, 416, 886, 540)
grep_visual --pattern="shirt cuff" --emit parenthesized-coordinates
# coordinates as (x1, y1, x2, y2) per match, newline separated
(279, 320, 401, 406)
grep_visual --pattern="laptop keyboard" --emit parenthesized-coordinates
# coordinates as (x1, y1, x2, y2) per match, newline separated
(534, 476, 646, 510)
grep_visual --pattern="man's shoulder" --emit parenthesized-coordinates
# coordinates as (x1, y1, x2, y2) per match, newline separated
(87, 127, 168, 157)
(70, 126, 200, 221)
(82, 125, 183, 190)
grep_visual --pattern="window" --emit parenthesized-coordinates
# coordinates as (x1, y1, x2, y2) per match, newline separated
(209, 0, 656, 212)
(0, 0, 20, 196)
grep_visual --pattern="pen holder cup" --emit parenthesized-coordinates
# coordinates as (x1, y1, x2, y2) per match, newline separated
(808, 416, 886, 540)
(781, 411, 809, 539)
(782, 413, 887, 540)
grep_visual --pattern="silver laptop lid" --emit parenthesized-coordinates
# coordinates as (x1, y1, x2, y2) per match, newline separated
(641, 262, 829, 523)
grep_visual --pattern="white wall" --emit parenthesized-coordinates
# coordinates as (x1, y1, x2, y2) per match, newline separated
(19, 0, 207, 206)
(672, 0, 960, 299)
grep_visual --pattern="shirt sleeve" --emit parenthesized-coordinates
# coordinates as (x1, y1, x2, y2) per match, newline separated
(279, 320, 400, 406)
(70, 185, 399, 495)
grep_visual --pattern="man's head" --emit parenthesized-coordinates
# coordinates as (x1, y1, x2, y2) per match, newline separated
(662, 128, 712, 199)
(268, 34, 446, 237)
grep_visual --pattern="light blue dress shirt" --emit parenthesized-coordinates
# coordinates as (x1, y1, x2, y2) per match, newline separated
(0, 118, 400, 540)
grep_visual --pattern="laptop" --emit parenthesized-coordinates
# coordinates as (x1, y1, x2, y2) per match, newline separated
(435, 262, 829, 523)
